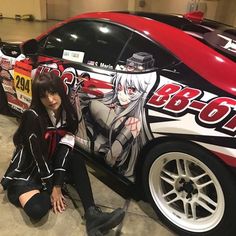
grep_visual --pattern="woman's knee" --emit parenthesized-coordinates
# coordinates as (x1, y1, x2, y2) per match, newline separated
(23, 192, 51, 220)
(19, 189, 40, 207)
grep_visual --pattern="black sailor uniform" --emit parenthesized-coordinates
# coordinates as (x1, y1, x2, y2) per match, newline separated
(1, 108, 75, 203)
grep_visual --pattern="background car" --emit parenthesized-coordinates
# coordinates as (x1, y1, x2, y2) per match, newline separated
(0, 11, 236, 236)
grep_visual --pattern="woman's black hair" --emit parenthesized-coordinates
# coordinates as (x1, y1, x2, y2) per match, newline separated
(13, 72, 78, 146)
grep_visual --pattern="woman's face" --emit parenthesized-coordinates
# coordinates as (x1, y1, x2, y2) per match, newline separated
(40, 91, 62, 112)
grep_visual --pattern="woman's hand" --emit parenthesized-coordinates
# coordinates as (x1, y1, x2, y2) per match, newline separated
(50, 186, 66, 213)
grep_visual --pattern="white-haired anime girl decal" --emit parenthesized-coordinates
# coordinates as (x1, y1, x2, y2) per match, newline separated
(88, 71, 157, 177)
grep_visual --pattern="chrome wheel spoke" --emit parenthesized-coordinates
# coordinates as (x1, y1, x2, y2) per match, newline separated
(167, 196, 179, 205)
(183, 201, 190, 218)
(192, 172, 207, 182)
(160, 175, 175, 186)
(183, 159, 192, 177)
(198, 180, 213, 189)
(199, 193, 217, 208)
(191, 202, 197, 220)
(162, 168, 178, 180)
(176, 159, 184, 176)
(197, 199, 215, 214)
(163, 189, 175, 198)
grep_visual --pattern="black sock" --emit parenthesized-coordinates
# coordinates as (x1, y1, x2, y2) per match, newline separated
(23, 192, 51, 220)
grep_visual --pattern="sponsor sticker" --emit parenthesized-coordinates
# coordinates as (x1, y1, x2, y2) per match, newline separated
(62, 50, 85, 63)
(13, 61, 32, 106)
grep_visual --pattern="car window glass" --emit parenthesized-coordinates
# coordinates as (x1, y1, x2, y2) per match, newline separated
(40, 21, 132, 69)
(0, 43, 21, 58)
(116, 33, 179, 72)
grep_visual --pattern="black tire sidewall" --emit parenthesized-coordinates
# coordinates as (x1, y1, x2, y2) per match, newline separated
(142, 141, 236, 236)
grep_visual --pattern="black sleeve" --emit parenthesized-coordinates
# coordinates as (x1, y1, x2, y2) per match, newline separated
(52, 132, 75, 186)
(22, 109, 53, 188)
(52, 144, 71, 186)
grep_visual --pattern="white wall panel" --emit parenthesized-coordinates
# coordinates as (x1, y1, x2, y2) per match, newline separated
(46, 0, 70, 20)
(0, 0, 46, 20)
(215, 0, 236, 26)
(47, 0, 129, 20)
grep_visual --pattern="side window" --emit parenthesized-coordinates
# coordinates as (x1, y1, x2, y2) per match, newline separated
(40, 22, 94, 60)
(117, 33, 179, 71)
(40, 21, 132, 69)
(83, 22, 132, 69)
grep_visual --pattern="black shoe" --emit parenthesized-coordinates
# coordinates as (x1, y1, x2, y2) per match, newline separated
(85, 206, 125, 236)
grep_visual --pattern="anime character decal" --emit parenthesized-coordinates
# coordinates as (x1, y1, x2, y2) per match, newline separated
(85, 72, 157, 177)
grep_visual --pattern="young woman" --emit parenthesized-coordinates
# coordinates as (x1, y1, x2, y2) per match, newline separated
(1, 72, 124, 236)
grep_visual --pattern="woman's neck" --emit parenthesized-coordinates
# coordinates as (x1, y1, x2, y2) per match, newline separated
(46, 106, 62, 126)
(54, 107, 62, 123)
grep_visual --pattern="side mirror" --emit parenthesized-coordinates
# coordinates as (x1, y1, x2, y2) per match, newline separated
(21, 39, 38, 56)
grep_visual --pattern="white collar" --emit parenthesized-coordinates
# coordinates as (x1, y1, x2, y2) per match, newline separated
(47, 109, 66, 128)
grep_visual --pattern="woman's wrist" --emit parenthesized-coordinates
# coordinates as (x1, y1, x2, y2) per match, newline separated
(52, 185, 62, 191)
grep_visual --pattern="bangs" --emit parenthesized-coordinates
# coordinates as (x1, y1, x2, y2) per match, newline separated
(35, 73, 60, 98)
(38, 83, 58, 98)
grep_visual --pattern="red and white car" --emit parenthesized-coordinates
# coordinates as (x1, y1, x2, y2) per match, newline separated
(0, 11, 236, 236)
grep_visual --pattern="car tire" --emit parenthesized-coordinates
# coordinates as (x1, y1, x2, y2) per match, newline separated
(142, 141, 236, 236)
(0, 82, 11, 115)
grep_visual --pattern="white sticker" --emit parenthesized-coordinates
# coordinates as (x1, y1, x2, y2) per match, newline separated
(62, 50, 85, 63)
